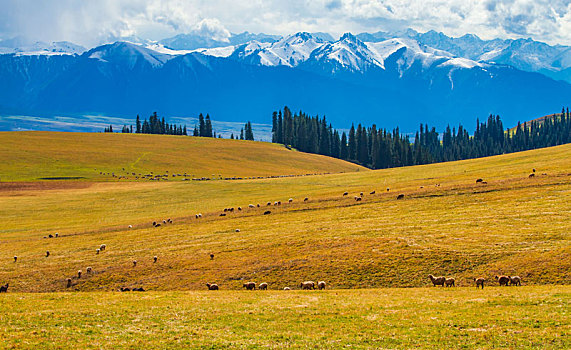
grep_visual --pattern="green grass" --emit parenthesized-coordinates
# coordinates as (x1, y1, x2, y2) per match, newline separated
(0, 131, 364, 181)
(0, 287, 569, 349)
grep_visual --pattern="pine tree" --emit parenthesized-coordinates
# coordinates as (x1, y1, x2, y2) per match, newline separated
(199, 114, 206, 136)
(205, 114, 213, 137)
(136, 115, 141, 133)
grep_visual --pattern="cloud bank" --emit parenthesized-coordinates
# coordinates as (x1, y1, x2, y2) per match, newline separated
(0, 0, 570, 46)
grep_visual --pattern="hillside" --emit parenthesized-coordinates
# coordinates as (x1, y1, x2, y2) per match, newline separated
(0, 140, 569, 292)
(0, 131, 364, 181)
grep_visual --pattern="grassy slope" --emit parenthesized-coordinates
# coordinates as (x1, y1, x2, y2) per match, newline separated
(0, 142, 569, 292)
(0, 131, 364, 181)
(1, 287, 569, 349)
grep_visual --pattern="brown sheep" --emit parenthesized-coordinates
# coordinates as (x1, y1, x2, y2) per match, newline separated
(249, 204, 255, 208)
(496, 275, 510, 286)
(86, 267, 93, 274)
(355, 197, 362, 201)
(210, 253, 214, 260)
(288, 198, 293, 203)
(0, 283, 9, 293)
(243, 282, 256, 290)
(96, 248, 100, 255)
(444, 278, 455, 287)
(220, 213, 226, 217)
(206, 283, 219, 290)
(397, 194, 405, 200)
(259, 282, 268, 290)
(13, 256, 17, 262)
(343, 192, 349, 196)
(77, 270, 82, 279)
(100, 244, 106, 251)
(46, 251, 50, 257)
(304, 197, 309, 201)
(318, 281, 326, 290)
(370, 191, 376, 194)
(509, 276, 521, 286)
(66, 278, 72, 288)
(153, 256, 158, 263)
(428, 275, 445, 287)
(360, 192, 364, 197)
(474, 278, 485, 289)
(529, 173, 535, 178)
(267, 202, 272, 206)
(300, 281, 315, 290)
(264, 210, 271, 215)
(476, 178, 483, 183)
(133, 260, 137, 267)
(387, 188, 390, 192)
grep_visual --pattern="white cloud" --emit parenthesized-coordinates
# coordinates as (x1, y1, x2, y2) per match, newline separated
(0, 0, 570, 46)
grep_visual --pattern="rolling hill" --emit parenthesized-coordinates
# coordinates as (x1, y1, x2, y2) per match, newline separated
(0, 133, 569, 293)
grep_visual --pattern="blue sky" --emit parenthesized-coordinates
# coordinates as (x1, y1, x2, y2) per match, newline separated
(1, 0, 570, 46)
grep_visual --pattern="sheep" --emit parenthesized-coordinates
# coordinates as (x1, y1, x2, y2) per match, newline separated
(304, 197, 309, 201)
(66, 278, 72, 288)
(0, 283, 8, 293)
(444, 278, 455, 287)
(55, 233, 59, 238)
(86, 267, 93, 274)
(343, 192, 348, 196)
(48, 234, 53, 238)
(206, 283, 219, 290)
(370, 191, 376, 194)
(77, 270, 82, 279)
(533, 168, 536, 173)
(283, 287, 291, 290)
(267, 202, 272, 206)
(274, 201, 279, 206)
(318, 281, 326, 290)
(509, 276, 521, 286)
(96, 249, 100, 255)
(474, 278, 485, 289)
(387, 188, 390, 192)
(155, 223, 162, 227)
(428, 275, 446, 287)
(529, 173, 535, 178)
(360, 192, 364, 197)
(133, 287, 145, 292)
(277, 201, 281, 205)
(198, 213, 202, 218)
(153, 256, 158, 263)
(210, 253, 214, 260)
(288, 198, 293, 203)
(128, 225, 133, 229)
(13, 256, 17, 263)
(46, 251, 50, 257)
(132, 260, 137, 267)
(100, 244, 106, 251)
(397, 194, 405, 200)
(238, 207, 242, 211)
(476, 178, 483, 183)
(264, 210, 271, 215)
(219, 213, 226, 217)
(152, 221, 157, 226)
(496, 275, 510, 286)
(120, 287, 131, 292)
(249, 204, 255, 208)
(163, 220, 167, 224)
(224, 208, 228, 212)
(300, 281, 315, 290)
(235, 229, 241, 232)
(259, 282, 268, 290)
(167, 218, 172, 223)
(355, 197, 362, 201)
(243, 282, 256, 290)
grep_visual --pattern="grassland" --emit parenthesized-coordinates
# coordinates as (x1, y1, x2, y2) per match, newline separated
(0, 133, 569, 348)
(0, 131, 364, 181)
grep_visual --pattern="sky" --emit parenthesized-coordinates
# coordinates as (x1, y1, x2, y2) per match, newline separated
(1, 0, 570, 47)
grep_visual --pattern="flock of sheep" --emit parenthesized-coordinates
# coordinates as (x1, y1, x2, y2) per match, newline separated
(202, 281, 327, 291)
(428, 274, 522, 289)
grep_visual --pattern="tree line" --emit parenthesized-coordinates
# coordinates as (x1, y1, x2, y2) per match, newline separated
(271, 106, 571, 169)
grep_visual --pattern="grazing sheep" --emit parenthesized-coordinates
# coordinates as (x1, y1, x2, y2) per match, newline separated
(155, 223, 162, 227)
(343, 192, 348, 196)
(370, 191, 376, 194)
(476, 178, 483, 183)
(55, 233, 59, 238)
(210, 253, 214, 260)
(267, 202, 272, 206)
(96, 249, 100, 255)
(274, 201, 279, 206)
(264, 210, 271, 215)
(163, 220, 167, 224)
(277, 201, 281, 205)
(198, 214, 202, 218)
(387, 188, 390, 192)
(444, 278, 455, 287)
(509, 276, 521, 286)
(13, 256, 17, 263)
(128, 225, 133, 229)
(235, 229, 240, 232)
(224, 208, 228, 212)
(66, 278, 72, 288)
(100, 244, 106, 251)
(0, 283, 8, 293)
(529, 173, 535, 178)
(300, 281, 315, 290)
(243, 282, 256, 290)
(428, 275, 446, 287)
(284, 287, 291, 290)
(153, 256, 158, 263)
(474, 278, 485, 289)
(397, 194, 405, 200)
(259, 282, 268, 290)
(360, 192, 364, 197)
(355, 197, 362, 201)
(77, 270, 82, 279)
(288, 198, 293, 203)
(220, 213, 226, 217)
(133, 287, 145, 292)
(304, 197, 309, 201)
(318, 281, 326, 290)
(86, 267, 93, 274)
(167, 218, 172, 223)
(249, 204, 255, 208)
(206, 283, 219, 290)
(133, 260, 137, 267)
(533, 168, 536, 173)
(495, 275, 510, 286)
(46, 251, 50, 257)
(152, 221, 157, 226)
(120, 287, 131, 292)
(238, 207, 242, 211)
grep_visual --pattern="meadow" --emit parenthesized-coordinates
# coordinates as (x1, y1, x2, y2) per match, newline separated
(0, 132, 569, 348)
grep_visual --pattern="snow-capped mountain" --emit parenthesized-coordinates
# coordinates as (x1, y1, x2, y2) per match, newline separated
(0, 40, 86, 55)
(1, 31, 571, 132)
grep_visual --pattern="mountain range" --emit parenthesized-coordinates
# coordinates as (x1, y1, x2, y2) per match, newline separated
(1, 29, 571, 132)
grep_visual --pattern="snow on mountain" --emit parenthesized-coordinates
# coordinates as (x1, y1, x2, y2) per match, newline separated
(0, 40, 86, 55)
(85, 42, 173, 69)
